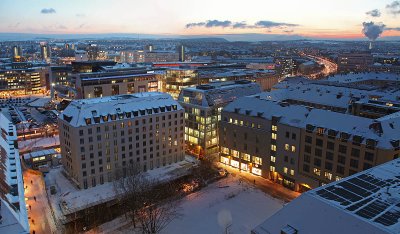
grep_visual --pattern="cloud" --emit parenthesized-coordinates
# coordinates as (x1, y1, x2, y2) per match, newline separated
(185, 20, 299, 30)
(386, 1, 400, 15)
(362, 22, 385, 40)
(366, 9, 381, 17)
(255, 20, 299, 28)
(205, 20, 232, 28)
(58, 25, 67, 29)
(386, 27, 400, 31)
(76, 13, 86, 17)
(185, 22, 206, 28)
(41, 8, 56, 14)
(283, 29, 294, 33)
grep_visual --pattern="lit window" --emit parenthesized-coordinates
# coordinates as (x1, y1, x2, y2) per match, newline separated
(270, 166, 275, 172)
(291, 146, 296, 152)
(271, 145, 277, 151)
(335, 176, 342, 181)
(325, 172, 333, 180)
(290, 169, 295, 176)
(285, 144, 290, 151)
(229, 118, 233, 123)
(272, 125, 277, 131)
(232, 150, 239, 158)
(313, 168, 321, 176)
(242, 153, 250, 161)
(270, 156, 276, 162)
(252, 156, 262, 165)
(283, 167, 288, 174)
(271, 133, 277, 140)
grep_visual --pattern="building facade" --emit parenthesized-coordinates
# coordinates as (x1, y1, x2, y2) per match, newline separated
(337, 52, 373, 73)
(58, 92, 185, 189)
(178, 80, 262, 158)
(219, 73, 400, 191)
(0, 67, 46, 96)
(0, 112, 29, 233)
(165, 68, 198, 99)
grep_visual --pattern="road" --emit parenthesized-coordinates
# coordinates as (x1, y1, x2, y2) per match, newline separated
(23, 169, 57, 234)
(302, 54, 338, 79)
(218, 163, 300, 202)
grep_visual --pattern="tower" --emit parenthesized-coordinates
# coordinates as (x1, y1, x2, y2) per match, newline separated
(178, 44, 185, 62)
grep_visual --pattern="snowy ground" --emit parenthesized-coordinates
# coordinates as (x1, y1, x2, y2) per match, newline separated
(92, 175, 284, 234)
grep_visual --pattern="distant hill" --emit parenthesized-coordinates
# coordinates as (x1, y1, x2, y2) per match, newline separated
(0, 32, 399, 42)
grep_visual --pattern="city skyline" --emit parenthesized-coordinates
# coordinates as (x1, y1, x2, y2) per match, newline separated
(1, 0, 400, 40)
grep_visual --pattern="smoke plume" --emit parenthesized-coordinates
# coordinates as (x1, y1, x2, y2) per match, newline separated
(362, 22, 385, 41)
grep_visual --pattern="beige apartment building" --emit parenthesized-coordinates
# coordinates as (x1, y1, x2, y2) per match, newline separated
(58, 92, 185, 189)
(219, 73, 400, 192)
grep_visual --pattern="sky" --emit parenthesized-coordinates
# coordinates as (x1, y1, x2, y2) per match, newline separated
(0, 0, 399, 39)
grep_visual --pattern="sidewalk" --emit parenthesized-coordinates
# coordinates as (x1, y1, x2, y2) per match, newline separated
(23, 169, 58, 234)
(218, 163, 300, 203)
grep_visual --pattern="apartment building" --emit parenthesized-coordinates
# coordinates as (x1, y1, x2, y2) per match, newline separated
(252, 158, 400, 234)
(178, 80, 261, 158)
(219, 73, 400, 191)
(0, 67, 46, 96)
(74, 68, 159, 99)
(0, 112, 29, 233)
(58, 92, 185, 189)
(337, 52, 373, 73)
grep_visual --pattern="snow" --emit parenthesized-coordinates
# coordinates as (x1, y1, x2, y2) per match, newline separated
(27, 97, 51, 107)
(18, 135, 59, 152)
(92, 176, 284, 234)
(61, 92, 182, 127)
(45, 156, 197, 221)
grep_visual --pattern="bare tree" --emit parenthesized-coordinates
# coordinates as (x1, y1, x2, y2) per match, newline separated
(136, 180, 182, 234)
(113, 163, 146, 228)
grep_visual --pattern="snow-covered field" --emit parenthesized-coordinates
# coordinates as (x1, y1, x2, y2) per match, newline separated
(93, 175, 284, 234)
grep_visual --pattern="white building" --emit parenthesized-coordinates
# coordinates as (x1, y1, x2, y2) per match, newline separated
(0, 112, 29, 233)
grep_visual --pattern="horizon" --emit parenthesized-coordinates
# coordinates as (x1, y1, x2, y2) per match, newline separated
(1, 0, 400, 41)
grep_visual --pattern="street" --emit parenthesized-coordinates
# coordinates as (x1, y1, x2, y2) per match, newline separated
(218, 163, 300, 202)
(23, 169, 57, 234)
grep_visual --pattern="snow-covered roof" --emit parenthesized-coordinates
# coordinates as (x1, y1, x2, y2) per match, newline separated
(327, 72, 400, 84)
(198, 69, 274, 79)
(61, 92, 182, 127)
(253, 159, 400, 234)
(178, 80, 262, 108)
(223, 95, 400, 149)
(23, 148, 57, 159)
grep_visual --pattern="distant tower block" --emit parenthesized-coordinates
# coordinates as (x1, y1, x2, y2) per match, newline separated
(178, 44, 185, 62)
(369, 41, 373, 50)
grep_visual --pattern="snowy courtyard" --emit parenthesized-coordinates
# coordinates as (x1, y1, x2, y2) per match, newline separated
(92, 175, 284, 234)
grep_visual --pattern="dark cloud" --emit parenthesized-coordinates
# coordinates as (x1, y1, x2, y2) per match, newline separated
(283, 29, 294, 33)
(185, 20, 299, 30)
(232, 22, 252, 29)
(255, 20, 299, 28)
(386, 27, 400, 31)
(205, 20, 232, 28)
(76, 13, 86, 17)
(386, 1, 400, 15)
(362, 22, 385, 41)
(366, 9, 381, 17)
(185, 22, 206, 28)
(41, 8, 56, 14)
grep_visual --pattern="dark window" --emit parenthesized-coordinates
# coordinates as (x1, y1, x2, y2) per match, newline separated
(326, 151, 334, 160)
(365, 152, 374, 162)
(350, 159, 359, 168)
(305, 145, 311, 154)
(325, 162, 332, 170)
(363, 163, 372, 170)
(314, 158, 321, 167)
(351, 148, 360, 157)
(339, 145, 347, 154)
(303, 164, 310, 172)
(315, 148, 322, 157)
(336, 165, 344, 174)
(305, 136, 312, 143)
(338, 155, 346, 164)
(304, 154, 311, 163)
(316, 138, 323, 147)
(327, 141, 334, 150)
